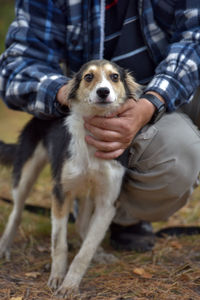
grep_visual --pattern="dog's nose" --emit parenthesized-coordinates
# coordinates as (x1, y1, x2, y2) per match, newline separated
(96, 87, 110, 99)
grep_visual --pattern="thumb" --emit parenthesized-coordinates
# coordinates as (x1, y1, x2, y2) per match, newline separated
(109, 98, 136, 117)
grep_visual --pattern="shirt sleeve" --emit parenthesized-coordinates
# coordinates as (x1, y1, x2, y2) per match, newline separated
(144, 1, 200, 112)
(0, 0, 69, 119)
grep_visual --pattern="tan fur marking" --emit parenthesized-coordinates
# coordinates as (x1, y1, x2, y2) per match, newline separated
(52, 192, 73, 219)
(81, 67, 102, 88)
(126, 73, 142, 99)
(103, 63, 117, 73)
(85, 65, 98, 72)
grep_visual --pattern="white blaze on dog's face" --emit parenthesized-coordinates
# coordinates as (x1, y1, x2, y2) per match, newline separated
(66, 60, 141, 116)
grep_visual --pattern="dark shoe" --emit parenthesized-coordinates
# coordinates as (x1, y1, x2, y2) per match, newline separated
(110, 221, 155, 252)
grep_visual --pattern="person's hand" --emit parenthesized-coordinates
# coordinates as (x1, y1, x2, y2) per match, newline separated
(84, 97, 156, 160)
(56, 84, 70, 106)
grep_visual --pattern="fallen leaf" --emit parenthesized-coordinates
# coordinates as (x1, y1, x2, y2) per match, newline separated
(170, 240, 182, 249)
(133, 267, 152, 279)
(10, 297, 23, 300)
(25, 272, 41, 279)
(178, 273, 191, 282)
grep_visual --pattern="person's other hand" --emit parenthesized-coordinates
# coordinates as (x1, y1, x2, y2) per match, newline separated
(56, 83, 70, 106)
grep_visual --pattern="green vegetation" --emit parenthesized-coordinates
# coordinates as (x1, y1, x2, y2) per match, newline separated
(0, 0, 15, 54)
(0, 0, 29, 143)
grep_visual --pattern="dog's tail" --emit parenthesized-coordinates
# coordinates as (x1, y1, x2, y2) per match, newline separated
(0, 141, 17, 166)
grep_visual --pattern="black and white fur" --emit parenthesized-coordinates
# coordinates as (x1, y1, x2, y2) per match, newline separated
(0, 60, 141, 298)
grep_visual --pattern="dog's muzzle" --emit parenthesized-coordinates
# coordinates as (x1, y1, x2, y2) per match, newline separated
(96, 87, 111, 104)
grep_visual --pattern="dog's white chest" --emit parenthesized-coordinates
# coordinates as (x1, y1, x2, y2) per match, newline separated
(61, 113, 124, 195)
(61, 115, 105, 189)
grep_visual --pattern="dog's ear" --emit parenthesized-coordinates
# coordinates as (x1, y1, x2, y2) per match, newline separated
(124, 72, 143, 100)
(63, 71, 82, 107)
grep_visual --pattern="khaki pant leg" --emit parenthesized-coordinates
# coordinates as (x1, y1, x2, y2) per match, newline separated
(181, 87, 200, 129)
(114, 112, 200, 225)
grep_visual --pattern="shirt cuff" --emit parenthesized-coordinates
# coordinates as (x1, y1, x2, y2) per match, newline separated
(35, 75, 69, 118)
(144, 74, 191, 112)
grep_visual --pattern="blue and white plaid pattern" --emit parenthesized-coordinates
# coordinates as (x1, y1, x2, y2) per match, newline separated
(141, 0, 200, 111)
(0, 0, 200, 118)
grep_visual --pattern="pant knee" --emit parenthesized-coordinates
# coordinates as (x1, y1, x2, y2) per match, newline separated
(115, 113, 200, 224)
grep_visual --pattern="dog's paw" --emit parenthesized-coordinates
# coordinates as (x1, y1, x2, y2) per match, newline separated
(0, 238, 11, 261)
(55, 285, 80, 299)
(48, 274, 65, 290)
(93, 247, 119, 264)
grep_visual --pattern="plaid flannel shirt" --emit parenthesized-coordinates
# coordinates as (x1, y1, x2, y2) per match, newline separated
(0, 0, 200, 118)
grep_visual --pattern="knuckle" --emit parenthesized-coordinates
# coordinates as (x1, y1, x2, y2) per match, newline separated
(120, 121, 131, 132)
(106, 143, 118, 152)
(115, 150, 124, 158)
(120, 122, 128, 131)
(124, 135, 132, 144)
(119, 133, 132, 145)
(100, 119, 109, 128)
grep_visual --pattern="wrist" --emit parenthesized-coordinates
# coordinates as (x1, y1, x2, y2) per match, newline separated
(140, 91, 166, 124)
(138, 98, 156, 126)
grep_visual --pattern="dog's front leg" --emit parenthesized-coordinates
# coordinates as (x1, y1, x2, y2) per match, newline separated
(48, 189, 73, 291)
(75, 194, 94, 240)
(55, 198, 116, 298)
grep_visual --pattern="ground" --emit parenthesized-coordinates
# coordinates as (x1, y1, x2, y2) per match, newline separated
(1, 198, 200, 300)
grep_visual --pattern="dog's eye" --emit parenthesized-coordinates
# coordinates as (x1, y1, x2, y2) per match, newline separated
(84, 73, 94, 82)
(110, 73, 119, 82)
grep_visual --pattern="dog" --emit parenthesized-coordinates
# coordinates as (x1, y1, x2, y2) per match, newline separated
(0, 60, 141, 298)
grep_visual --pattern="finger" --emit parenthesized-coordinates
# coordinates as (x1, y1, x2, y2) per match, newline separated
(95, 149, 125, 160)
(84, 122, 121, 142)
(85, 135, 123, 152)
(84, 116, 122, 132)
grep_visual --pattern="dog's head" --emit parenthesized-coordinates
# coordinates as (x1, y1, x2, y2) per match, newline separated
(65, 60, 142, 116)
